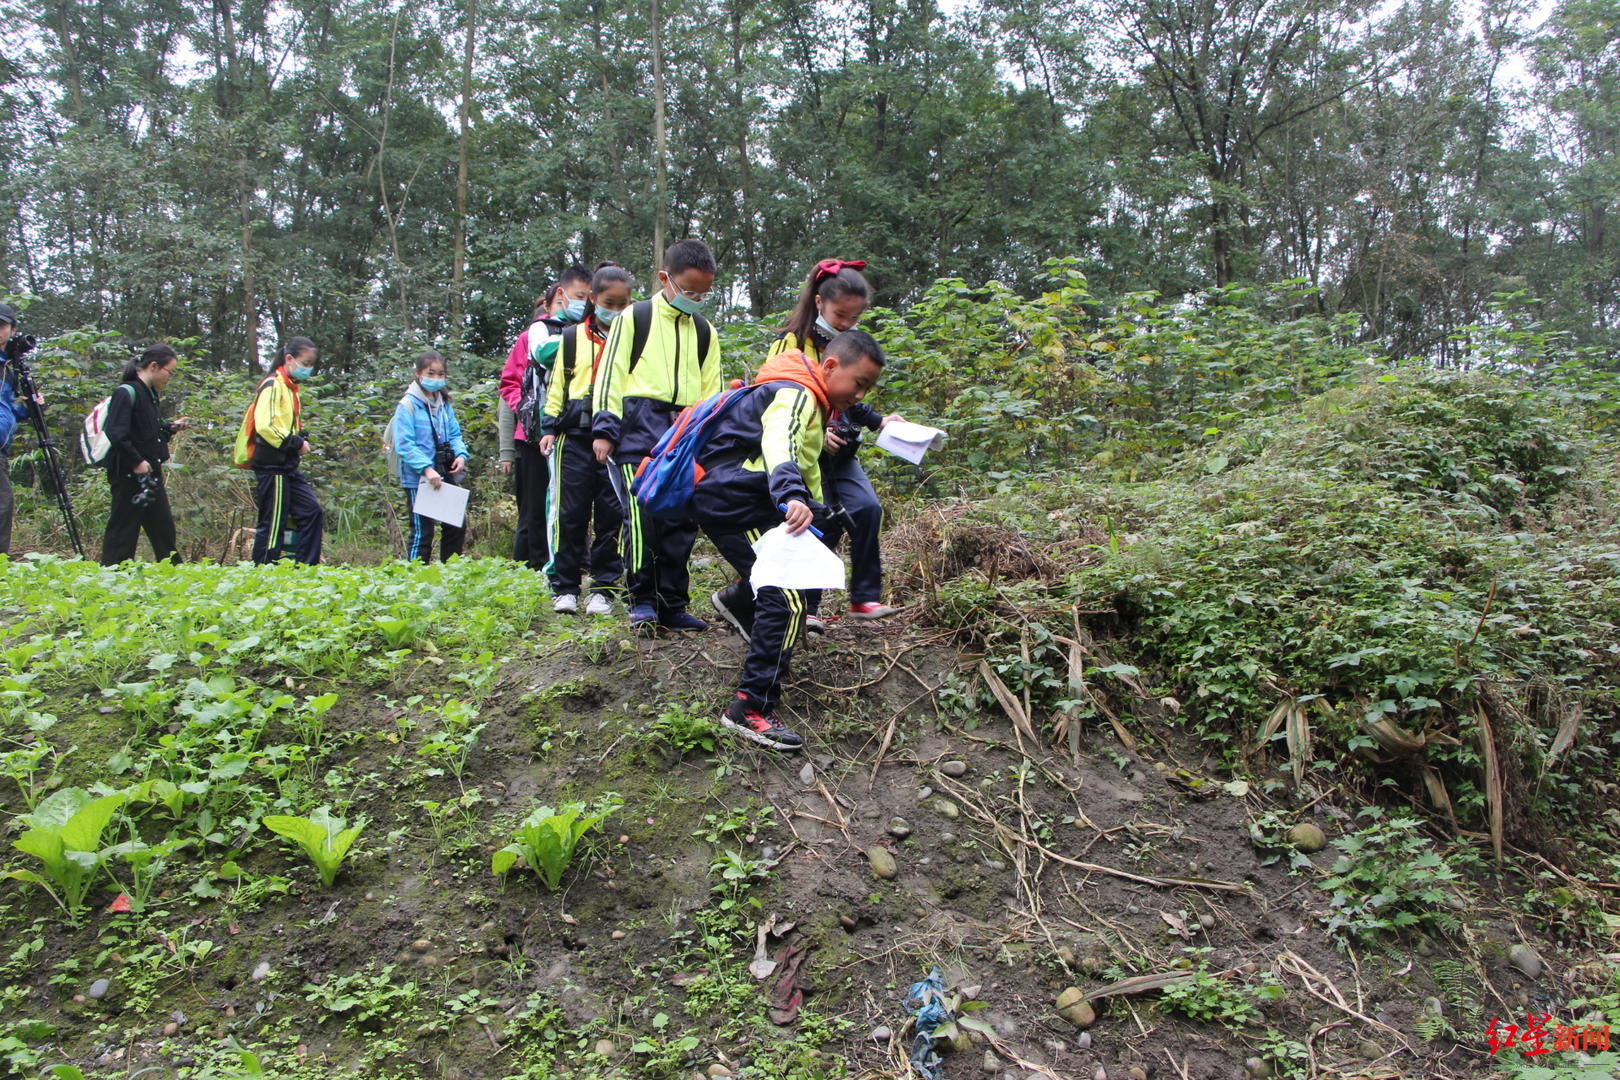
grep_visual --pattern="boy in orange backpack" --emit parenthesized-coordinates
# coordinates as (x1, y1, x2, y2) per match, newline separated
(695, 330, 886, 751)
(237, 337, 324, 564)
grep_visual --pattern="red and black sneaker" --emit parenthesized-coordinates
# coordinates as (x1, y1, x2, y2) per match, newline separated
(719, 693, 805, 752)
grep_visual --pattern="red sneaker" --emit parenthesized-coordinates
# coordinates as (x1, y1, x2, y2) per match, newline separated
(848, 601, 897, 620)
(719, 694, 805, 751)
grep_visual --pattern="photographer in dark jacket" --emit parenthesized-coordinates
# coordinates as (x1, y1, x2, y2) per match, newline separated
(100, 344, 191, 564)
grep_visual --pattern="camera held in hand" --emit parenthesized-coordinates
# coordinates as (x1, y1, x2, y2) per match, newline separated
(131, 473, 161, 507)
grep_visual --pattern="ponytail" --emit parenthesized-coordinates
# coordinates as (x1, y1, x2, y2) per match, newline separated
(583, 262, 634, 329)
(123, 343, 177, 382)
(780, 260, 871, 349)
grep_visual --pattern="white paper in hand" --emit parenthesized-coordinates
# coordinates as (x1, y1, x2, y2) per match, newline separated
(875, 420, 946, 465)
(413, 479, 469, 528)
(749, 524, 846, 596)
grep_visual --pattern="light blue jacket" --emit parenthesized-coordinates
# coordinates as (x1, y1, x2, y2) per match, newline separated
(391, 381, 469, 490)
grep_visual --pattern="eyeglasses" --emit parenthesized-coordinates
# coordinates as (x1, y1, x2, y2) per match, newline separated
(663, 275, 715, 303)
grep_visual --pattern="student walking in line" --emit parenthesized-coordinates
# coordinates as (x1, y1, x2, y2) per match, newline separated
(697, 331, 887, 751)
(768, 260, 902, 623)
(539, 263, 632, 614)
(392, 350, 470, 563)
(237, 337, 324, 565)
(591, 239, 723, 632)
(100, 344, 191, 565)
(500, 268, 591, 571)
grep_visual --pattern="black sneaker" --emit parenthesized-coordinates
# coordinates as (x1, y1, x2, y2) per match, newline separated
(719, 694, 805, 752)
(658, 609, 710, 632)
(710, 585, 755, 642)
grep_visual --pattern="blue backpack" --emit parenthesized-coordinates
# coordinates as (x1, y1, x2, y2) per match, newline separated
(631, 382, 757, 520)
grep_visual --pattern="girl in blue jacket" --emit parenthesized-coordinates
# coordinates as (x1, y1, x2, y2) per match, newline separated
(392, 350, 470, 562)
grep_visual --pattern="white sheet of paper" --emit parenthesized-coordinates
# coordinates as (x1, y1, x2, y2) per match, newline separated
(413, 479, 469, 528)
(874, 420, 946, 465)
(749, 524, 846, 595)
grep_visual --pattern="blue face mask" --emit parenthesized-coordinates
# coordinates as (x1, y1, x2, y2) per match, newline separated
(289, 366, 314, 383)
(814, 316, 840, 341)
(420, 377, 447, 393)
(595, 306, 621, 326)
(563, 299, 587, 322)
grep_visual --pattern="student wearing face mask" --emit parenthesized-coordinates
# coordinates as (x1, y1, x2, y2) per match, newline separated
(539, 263, 633, 614)
(99, 344, 192, 565)
(393, 350, 471, 563)
(768, 260, 902, 623)
(500, 266, 591, 571)
(239, 337, 324, 565)
(591, 239, 724, 632)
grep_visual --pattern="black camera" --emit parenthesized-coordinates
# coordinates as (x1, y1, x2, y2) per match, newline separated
(3, 333, 37, 361)
(131, 473, 161, 507)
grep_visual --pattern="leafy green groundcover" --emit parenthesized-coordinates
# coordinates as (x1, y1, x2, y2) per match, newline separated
(939, 368, 1619, 866)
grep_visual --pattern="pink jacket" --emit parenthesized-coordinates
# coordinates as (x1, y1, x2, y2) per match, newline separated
(498, 329, 533, 442)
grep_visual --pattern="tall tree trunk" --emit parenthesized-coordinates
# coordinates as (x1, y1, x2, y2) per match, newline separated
(451, 0, 476, 343)
(729, 1, 762, 314)
(650, 0, 668, 267)
(240, 168, 258, 369)
(377, 9, 411, 340)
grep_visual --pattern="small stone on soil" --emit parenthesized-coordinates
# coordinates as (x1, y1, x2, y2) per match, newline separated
(798, 762, 815, 785)
(88, 979, 110, 1000)
(1055, 986, 1095, 1028)
(1356, 1039, 1383, 1060)
(707, 1065, 733, 1078)
(1509, 944, 1544, 980)
(1244, 1057, 1270, 1078)
(1076, 1032, 1091, 1049)
(916, 785, 934, 801)
(594, 1040, 617, 1057)
(611, 930, 626, 940)
(251, 961, 271, 982)
(162, 1022, 179, 1036)
(888, 818, 912, 839)
(1198, 912, 1216, 929)
(934, 799, 959, 820)
(870, 1026, 892, 1043)
(867, 847, 898, 879)
(941, 760, 968, 778)
(982, 1050, 1002, 1073)
(411, 939, 432, 953)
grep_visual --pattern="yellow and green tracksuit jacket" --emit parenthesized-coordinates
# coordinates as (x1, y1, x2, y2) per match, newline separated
(247, 369, 306, 471)
(769, 331, 882, 461)
(540, 319, 609, 436)
(691, 350, 830, 533)
(591, 293, 722, 461)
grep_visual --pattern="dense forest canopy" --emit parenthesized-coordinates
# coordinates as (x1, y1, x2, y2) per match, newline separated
(1, 0, 1616, 372)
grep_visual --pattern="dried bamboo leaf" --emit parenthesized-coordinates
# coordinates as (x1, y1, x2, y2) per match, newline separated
(1284, 703, 1311, 786)
(1421, 764, 1455, 825)
(1545, 703, 1583, 769)
(1254, 698, 1292, 752)
(1478, 705, 1504, 864)
(1086, 972, 1195, 1000)
(1361, 715, 1426, 757)
(980, 661, 1038, 746)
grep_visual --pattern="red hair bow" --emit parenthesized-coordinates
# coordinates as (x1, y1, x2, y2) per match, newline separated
(813, 258, 867, 282)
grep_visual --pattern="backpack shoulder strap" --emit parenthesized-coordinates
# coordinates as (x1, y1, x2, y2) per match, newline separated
(627, 300, 654, 374)
(694, 313, 712, 368)
(560, 324, 580, 389)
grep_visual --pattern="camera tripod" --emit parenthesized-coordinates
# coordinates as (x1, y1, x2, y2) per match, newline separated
(6, 346, 85, 558)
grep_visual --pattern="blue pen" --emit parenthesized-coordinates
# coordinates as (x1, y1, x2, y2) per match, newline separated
(778, 503, 824, 539)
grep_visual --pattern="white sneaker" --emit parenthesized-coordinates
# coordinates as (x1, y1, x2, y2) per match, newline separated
(585, 593, 613, 616)
(552, 594, 579, 614)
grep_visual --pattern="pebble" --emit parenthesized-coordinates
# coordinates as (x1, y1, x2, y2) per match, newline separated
(935, 799, 960, 820)
(941, 760, 969, 778)
(1056, 945, 1077, 966)
(162, 1022, 179, 1037)
(1076, 1032, 1091, 1049)
(1092, 1067, 1109, 1080)
(1508, 944, 1544, 980)
(88, 979, 110, 1000)
(411, 939, 432, 953)
(761, 846, 777, 860)
(798, 763, 815, 785)
(1244, 1057, 1270, 1079)
(982, 1050, 1002, 1073)
(594, 1039, 617, 1057)
(867, 847, 898, 880)
(1288, 823, 1327, 853)
(707, 1066, 732, 1079)
(870, 1026, 892, 1043)
(985, 859, 1007, 872)
(1197, 912, 1216, 930)
(888, 818, 912, 839)
(940, 831, 957, 843)
(1127, 1069, 1148, 1080)
(916, 785, 934, 801)
(1055, 986, 1095, 1028)
(611, 930, 626, 940)
(839, 914, 857, 930)
(1422, 996, 1444, 1017)
(250, 961, 271, 982)
(1356, 1039, 1383, 1060)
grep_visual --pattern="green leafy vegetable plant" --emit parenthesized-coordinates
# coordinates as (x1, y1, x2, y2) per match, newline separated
(262, 806, 368, 888)
(5, 787, 127, 914)
(492, 795, 621, 890)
